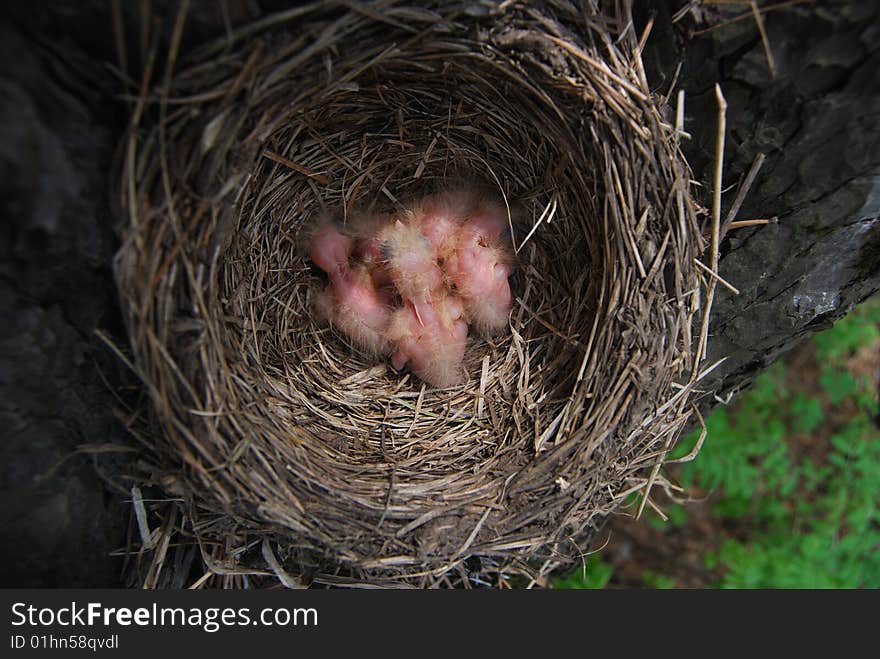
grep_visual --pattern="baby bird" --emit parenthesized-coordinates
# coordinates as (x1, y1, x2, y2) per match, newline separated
(315, 265, 393, 356)
(386, 294, 469, 388)
(411, 192, 468, 265)
(306, 190, 514, 387)
(308, 221, 353, 279)
(446, 204, 514, 334)
(351, 212, 394, 289)
(309, 221, 392, 355)
(378, 218, 444, 307)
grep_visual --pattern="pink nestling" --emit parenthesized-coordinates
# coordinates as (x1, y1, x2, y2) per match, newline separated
(306, 189, 515, 387)
(409, 191, 470, 266)
(445, 201, 514, 335)
(350, 212, 394, 290)
(308, 221, 353, 279)
(377, 218, 444, 306)
(309, 221, 392, 355)
(386, 293, 469, 388)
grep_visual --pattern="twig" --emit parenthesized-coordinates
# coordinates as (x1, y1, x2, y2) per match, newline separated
(261, 540, 307, 589)
(720, 153, 765, 239)
(665, 405, 708, 464)
(263, 150, 332, 185)
(750, 0, 777, 78)
(675, 89, 691, 145)
(729, 217, 777, 229)
(516, 196, 557, 254)
(131, 486, 154, 550)
(698, 83, 728, 366)
(694, 258, 740, 295)
(143, 504, 177, 589)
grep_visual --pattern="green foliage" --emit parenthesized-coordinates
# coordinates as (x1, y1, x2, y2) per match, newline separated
(641, 570, 675, 589)
(819, 369, 859, 405)
(672, 361, 797, 520)
(555, 296, 880, 589)
(813, 300, 880, 363)
(554, 555, 614, 589)
(690, 299, 880, 588)
(790, 393, 824, 434)
(716, 412, 880, 588)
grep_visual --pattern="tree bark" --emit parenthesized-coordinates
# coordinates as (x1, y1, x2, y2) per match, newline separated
(0, 20, 129, 585)
(639, 0, 880, 402)
(1, 0, 877, 586)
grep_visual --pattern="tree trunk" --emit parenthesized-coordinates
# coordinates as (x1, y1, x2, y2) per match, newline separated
(0, 21, 126, 586)
(639, 0, 880, 401)
(1, 0, 877, 586)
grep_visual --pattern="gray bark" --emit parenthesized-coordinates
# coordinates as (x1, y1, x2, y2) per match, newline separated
(0, 23, 127, 586)
(639, 0, 880, 402)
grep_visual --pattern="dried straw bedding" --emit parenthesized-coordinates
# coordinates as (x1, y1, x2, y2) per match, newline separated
(115, 2, 708, 587)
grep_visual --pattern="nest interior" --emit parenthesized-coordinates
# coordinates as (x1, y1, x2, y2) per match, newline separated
(116, 1, 705, 587)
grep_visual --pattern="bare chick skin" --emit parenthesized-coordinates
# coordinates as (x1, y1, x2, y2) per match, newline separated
(444, 204, 513, 335)
(386, 295, 469, 389)
(309, 222, 392, 355)
(307, 190, 514, 388)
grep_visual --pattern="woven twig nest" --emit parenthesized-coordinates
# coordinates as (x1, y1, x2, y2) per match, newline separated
(115, 1, 706, 587)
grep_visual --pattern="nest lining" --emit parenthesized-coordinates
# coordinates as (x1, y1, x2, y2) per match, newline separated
(116, 1, 705, 587)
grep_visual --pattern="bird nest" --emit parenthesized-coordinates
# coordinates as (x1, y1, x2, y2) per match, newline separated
(114, 1, 709, 588)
